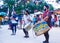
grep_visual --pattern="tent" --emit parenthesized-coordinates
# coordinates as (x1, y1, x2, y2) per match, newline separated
(0, 12, 7, 16)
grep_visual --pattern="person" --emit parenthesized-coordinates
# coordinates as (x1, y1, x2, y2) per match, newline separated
(43, 5, 52, 43)
(51, 12, 55, 26)
(57, 14, 60, 27)
(9, 11, 18, 35)
(54, 15, 58, 27)
(10, 17, 18, 35)
(0, 16, 2, 28)
(36, 14, 41, 21)
(22, 10, 32, 38)
(33, 15, 37, 25)
(8, 11, 18, 30)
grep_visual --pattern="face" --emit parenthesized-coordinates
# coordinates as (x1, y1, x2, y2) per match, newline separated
(44, 6, 46, 9)
(44, 6, 47, 11)
(25, 11, 29, 15)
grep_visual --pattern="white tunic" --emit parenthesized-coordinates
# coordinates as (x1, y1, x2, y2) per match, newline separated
(22, 15, 31, 24)
(22, 15, 31, 29)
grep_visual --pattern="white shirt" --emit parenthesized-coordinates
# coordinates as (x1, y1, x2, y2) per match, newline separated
(51, 14, 54, 19)
(22, 15, 31, 24)
(11, 19, 17, 24)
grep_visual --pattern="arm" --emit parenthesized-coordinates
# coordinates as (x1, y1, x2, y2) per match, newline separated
(32, 21, 41, 28)
(43, 16, 49, 21)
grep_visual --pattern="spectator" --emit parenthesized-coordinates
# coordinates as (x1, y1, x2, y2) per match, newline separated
(51, 12, 55, 26)
(54, 15, 58, 27)
(10, 17, 18, 35)
(0, 16, 2, 28)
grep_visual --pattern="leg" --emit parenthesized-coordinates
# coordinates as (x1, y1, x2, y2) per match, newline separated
(0, 21, 2, 28)
(14, 25, 17, 34)
(11, 25, 14, 34)
(11, 24, 16, 35)
(43, 31, 49, 43)
(20, 20, 22, 29)
(8, 24, 11, 30)
(23, 29, 29, 38)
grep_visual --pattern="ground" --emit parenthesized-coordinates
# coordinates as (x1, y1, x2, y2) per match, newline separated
(0, 25, 60, 43)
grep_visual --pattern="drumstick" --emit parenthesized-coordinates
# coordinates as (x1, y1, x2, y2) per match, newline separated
(32, 28, 37, 38)
(33, 21, 42, 28)
(31, 24, 37, 38)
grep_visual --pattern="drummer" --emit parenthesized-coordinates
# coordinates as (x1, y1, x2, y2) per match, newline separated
(43, 5, 52, 43)
(22, 10, 32, 38)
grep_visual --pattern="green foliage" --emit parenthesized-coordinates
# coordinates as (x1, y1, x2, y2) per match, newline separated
(49, 4, 54, 11)
(15, 2, 25, 14)
(3, 0, 54, 14)
(4, 0, 15, 6)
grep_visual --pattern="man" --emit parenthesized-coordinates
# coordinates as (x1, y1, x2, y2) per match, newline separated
(10, 17, 18, 35)
(10, 11, 18, 35)
(22, 10, 31, 38)
(43, 5, 52, 43)
(8, 11, 18, 30)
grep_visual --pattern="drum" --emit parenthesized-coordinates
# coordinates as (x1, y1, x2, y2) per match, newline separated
(24, 23, 31, 31)
(33, 21, 50, 36)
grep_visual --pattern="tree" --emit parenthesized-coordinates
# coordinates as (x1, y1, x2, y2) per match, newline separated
(49, 4, 54, 11)
(3, 0, 15, 16)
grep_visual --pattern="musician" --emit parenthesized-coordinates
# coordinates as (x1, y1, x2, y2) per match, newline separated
(9, 11, 18, 35)
(22, 10, 31, 38)
(43, 5, 52, 43)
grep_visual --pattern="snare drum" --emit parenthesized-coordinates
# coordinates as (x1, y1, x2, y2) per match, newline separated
(24, 23, 31, 31)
